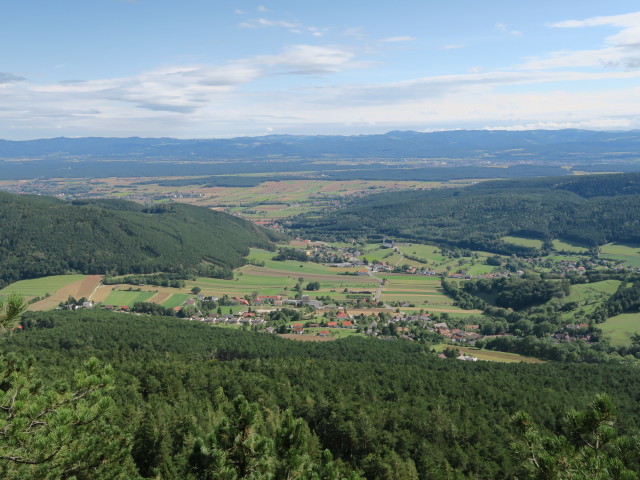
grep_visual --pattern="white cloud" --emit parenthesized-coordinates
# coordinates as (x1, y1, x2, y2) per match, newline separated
(496, 22, 522, 36)
(248, 45, 358, 74)
(239, 16, 328, 36)
(256, 18, 299, 29)
(234, 8, 245, 15)
(440, 44, 465, 50)
(381, 36, 415, 43)
(257, 5, 268, 12)
(525, 11, 640, 70)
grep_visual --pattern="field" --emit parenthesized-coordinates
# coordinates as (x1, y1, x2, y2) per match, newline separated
(599, 243, 640, 267)
(377, 273, 481, 314)
(560, 280, 622, 319)
(502, 236, 544, 249)
(552, 239, 589, 254)
(0, 275, 85, 299)
(11, 176, 453, 221)
(600, 313, 640, 347)
(0, 275, 104, 311)
(433, 344, 545, 363)
(102, 290, 156, 307)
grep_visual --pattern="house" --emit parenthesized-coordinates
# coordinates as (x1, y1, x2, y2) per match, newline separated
(327, 321, 338, 327)
(341, 320, 354, 328)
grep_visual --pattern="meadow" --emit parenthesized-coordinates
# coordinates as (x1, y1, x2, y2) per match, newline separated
(0, 274, 85, 299)
(600, 313, 640, 347)
(501, 236, 544, 249)
(600, 243, 640, 267)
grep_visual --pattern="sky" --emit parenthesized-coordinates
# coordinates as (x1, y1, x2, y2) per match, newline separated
(2, 0, 640, 139)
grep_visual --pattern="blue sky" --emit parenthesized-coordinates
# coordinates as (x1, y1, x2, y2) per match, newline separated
(1, 1, 640, 139)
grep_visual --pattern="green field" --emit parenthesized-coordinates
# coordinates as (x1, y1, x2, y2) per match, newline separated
(600, 313, 640, 346)
(377, 274, 466, 310)
(600, 243, 640, 267)
(103, 290, 156, 307)
(561, 280, 622, 318)
(502, 236, 543, 249)
(552, 239, 589, 254)
(0, 275, 85, 299)
(161, 294, 191, 309)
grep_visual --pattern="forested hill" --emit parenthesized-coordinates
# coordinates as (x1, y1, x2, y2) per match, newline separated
(5, 310, 640, 479)
(0, 192, 279, 287)
(289, 172, 640, 253)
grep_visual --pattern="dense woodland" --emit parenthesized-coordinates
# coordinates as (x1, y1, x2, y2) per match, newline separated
(0, 192, 281, 287)
(289, 173, 640, 252)
(1, 310, 640, 479)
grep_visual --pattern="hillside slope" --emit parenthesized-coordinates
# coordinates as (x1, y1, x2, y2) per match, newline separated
(289, 173, 640, 252)
(0, 192, 279, 287)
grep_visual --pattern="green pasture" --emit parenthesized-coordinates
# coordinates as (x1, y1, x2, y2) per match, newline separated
(161, 294, 191, 309)
(0, 275, 85, 299)
(600, 243, 640, 267)
(600, 313, 640, 347)
(359, 245, 393, 263)
(560, 280, 621, 319)
(552, 239, 589, 254)
(397, 244, 446, 263)
(377, 274, 442, 284)
(466, 264, 495, 275)
(564, 280, 621, 305)
(103, 290, 155, 307)
(502, 236, 543, 249)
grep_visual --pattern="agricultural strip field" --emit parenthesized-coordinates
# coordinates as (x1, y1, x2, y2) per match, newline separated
(102, 290, 156, 307)
(0, 274, 85, 299)
(375, 273, 481, 313)
(0, 275, 103, 311)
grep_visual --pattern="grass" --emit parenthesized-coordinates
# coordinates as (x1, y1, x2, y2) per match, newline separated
(600, 243, 640, 267)
(0, 275, 85, 299)
(502, 236, 543, 249)
(433, 344, 545, 363)
(552, 239, 589, 254)
(161, 294, 191, 309)
(600, 313, 640, 347)
(103, 290, 156, 307)
(559, 280, 621, 319)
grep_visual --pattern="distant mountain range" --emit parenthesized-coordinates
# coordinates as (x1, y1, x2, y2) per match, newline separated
(1, 129, 639, 180)
(2, 129, 640, 161)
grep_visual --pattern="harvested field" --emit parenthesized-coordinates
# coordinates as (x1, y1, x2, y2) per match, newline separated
(30, 275, 103, 311)
(278, 334, 337, 342)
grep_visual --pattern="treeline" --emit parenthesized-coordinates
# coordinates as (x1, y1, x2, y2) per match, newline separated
(4, 310, 640, 478)
(591, 281, 640, 322)
(0, 192, 281, 287)
(104, 272, 192, 288)
(288, 173, 640, 253)
(463, 276, 570, 310)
